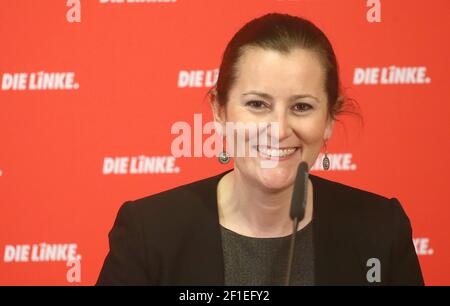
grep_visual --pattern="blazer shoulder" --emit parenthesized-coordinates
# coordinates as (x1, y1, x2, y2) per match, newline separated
(125, 171, 226, 223)
(310, 175, 416, 254)
(310, 174, 400, 217)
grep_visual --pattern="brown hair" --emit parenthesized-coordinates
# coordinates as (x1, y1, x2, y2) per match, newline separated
(207, 13, 362, 126)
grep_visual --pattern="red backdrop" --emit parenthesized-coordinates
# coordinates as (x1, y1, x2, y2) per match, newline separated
(1, 0, 449, 285)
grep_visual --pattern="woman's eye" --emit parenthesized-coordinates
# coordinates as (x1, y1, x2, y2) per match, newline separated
(293, 103, 312, 112)
(246, 100, 267, 109)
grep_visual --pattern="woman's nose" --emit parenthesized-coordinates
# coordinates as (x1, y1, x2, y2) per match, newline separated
(274, 108, 292, 142)
(268, 108, 293, 142)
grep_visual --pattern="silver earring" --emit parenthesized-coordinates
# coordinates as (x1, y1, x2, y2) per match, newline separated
(322, 140, 330, 170)
(218, 137, 230, 164)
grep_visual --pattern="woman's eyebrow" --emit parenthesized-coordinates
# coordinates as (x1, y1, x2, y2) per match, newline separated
(242, 91, 320, 103)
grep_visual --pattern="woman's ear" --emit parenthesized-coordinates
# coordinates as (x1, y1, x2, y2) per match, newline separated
(209, 88, 226, 125)
(324, 116, 335, 140)
(324, 96, 342, 140)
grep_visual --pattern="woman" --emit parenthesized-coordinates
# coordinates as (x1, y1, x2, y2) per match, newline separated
(97, 13, 424, 286)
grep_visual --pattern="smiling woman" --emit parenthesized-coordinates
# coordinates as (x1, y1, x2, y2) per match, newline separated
(97, 13, 424, 286)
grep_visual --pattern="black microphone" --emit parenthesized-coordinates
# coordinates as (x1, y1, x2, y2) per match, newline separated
(285, 161, 309, 286)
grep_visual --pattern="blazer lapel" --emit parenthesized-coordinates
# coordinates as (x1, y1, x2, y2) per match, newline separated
(191, 170, 230, 285)
(311, 174, 366, 285)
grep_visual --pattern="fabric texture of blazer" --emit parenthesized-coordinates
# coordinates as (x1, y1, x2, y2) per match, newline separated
(96, 169, 424, 286)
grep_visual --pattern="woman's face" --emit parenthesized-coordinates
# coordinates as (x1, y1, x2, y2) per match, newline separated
(213, 47, 335, 191)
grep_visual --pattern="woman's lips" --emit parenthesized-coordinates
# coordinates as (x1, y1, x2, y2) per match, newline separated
(254, 145, 301, 161)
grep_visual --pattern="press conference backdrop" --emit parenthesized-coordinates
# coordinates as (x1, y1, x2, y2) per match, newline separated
(1, 0, 449, 285)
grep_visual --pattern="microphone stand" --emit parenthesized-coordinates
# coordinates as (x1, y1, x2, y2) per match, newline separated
(285, 161, 308, 286)
(285, 217, 300, 286)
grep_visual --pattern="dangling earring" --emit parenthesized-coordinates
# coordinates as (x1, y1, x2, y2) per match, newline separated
(322, 139, 330, 170)
(218, 136, 230, 164)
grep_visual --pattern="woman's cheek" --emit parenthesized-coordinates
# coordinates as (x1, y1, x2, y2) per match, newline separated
(294, 115, 327, 141)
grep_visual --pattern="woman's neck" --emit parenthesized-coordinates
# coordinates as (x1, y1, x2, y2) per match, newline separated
(217, 169, 313, 238)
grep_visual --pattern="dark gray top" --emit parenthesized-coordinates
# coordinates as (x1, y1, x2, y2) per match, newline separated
(220, 221, 314, 286)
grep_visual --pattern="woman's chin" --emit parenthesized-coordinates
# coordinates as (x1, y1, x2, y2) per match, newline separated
(257, 167, 296, 191)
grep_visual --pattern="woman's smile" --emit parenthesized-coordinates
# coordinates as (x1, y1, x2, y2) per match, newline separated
(254, 145, 302, 161)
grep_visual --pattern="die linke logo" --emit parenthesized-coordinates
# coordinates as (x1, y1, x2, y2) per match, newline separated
(178, 69, 218, 88)
(414, 237, 434, 256)
(1, 72, 79, 91)
(353, 66, 431, 85)
(103, 155, 179, 175)
(311, 152, 356, 171)
(3, 243, 81, 263)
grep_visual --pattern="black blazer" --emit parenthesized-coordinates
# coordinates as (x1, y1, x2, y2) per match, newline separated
(96, 169, 424, 286)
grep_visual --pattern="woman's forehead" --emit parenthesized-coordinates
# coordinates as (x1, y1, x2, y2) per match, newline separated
(233, 48, 327, 98)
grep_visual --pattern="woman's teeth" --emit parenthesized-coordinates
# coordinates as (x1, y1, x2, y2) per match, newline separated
(257, 146, 298, 157)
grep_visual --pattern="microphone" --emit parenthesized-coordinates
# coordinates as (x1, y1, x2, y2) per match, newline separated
(285, 161, 309, 286)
